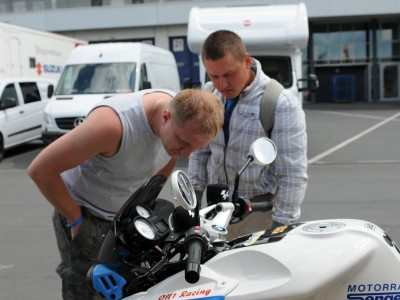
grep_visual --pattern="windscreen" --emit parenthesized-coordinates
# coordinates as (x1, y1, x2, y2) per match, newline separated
(255, 56, 293, 89)
(203, 56, 293, 89)
(55, 62, 136, 95)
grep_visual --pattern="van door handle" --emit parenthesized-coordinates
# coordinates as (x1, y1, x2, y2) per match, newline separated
(19, 110, 24, 114)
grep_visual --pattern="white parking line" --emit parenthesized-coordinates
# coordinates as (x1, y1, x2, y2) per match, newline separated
(0, 264, 13, 270)
(308, 111, 400, 165)
(310, 109, 400, 121)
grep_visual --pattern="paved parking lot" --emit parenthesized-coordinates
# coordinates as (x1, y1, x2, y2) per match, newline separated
(300, 101, 400, 240)
(0, 100, 399, 299)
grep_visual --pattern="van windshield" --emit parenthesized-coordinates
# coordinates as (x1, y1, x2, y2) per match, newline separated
(55, 63, 136, 95)
(255, 56, 293, 89)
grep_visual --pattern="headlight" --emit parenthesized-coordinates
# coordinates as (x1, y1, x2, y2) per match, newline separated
(42, 111, 53, 125)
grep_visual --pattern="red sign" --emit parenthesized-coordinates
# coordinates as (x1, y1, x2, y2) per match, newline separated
(36, 63, 42, 75)
(243, 19, 251, 27)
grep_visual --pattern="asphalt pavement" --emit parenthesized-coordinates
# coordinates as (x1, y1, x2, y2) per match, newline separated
(1, 100, 400, 299)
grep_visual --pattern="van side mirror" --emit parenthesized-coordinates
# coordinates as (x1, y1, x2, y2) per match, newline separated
(142, 81, 152, 90)
(183, 78, 192, 89)
(0, 97, 17, 110)
(298, 74, 319, 93)
(47, 84, 54, 98)
(183, 77, 201, 89)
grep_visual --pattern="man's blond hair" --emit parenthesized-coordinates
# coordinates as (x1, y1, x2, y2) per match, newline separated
(168, 89, 224, 139)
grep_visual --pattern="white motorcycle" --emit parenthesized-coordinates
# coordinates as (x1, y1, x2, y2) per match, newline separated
(88, 138, 400, 300)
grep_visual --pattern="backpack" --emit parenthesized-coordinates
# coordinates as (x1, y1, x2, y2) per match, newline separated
(260, 79, 284, 138)
(208, 79, 284, 138)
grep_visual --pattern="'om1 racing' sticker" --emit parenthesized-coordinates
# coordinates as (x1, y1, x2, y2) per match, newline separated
(158, 288, 218, 299)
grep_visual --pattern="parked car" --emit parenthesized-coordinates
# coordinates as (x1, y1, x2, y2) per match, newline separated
(0, 77, 56, 161)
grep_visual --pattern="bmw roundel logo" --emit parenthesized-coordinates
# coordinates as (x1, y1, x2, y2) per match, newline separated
(74, 117, 86, 127)
(212, 225, 226, 232)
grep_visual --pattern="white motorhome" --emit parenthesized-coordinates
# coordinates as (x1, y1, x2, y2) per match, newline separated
(0, 22, 87, 80)
(42, 42, 181, 144)
(187, 3, 318, 104)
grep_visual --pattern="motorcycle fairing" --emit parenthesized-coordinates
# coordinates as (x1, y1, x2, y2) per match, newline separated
(189, 297, 225, 300)
(115, 175, 167, 222)
(124, 264, 239, 299)
(98, 175, 167, 263)
(123, 219, 400, 300)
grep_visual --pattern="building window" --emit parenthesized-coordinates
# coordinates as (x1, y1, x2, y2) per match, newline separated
(313, 23, 369, 64)
(377, 22, 400, 61)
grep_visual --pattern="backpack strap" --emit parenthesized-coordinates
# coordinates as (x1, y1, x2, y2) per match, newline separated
(206, 84, 215, 93)
(206, 79, 284, 138)
(260, 79, 284, 138)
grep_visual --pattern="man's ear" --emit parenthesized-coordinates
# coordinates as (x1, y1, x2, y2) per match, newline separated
(244, 53, 252, 68)
(162, 109, 171, 124)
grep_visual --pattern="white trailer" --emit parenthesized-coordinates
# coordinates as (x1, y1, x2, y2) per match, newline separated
(0, 22, 87, 80)
(187, 3, 318, 103)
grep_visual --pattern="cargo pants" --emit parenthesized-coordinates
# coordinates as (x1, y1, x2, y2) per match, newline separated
(52, 207, 110, 300)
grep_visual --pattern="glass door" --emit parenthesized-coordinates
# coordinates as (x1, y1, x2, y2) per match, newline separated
(380, 63, 400, 101)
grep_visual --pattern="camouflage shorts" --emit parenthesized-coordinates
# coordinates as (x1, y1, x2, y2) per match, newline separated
(52, 207, 110, 300)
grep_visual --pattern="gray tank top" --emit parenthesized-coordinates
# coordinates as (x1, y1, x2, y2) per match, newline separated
(61, 89, 175, 220)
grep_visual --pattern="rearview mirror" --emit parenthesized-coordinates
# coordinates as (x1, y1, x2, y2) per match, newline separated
(47, 84, 54, 98)
(298, 74, 319, 93)
(171, 170, 197, 210)
(248, 137, 277, 166)
(142, 80, 152, 90)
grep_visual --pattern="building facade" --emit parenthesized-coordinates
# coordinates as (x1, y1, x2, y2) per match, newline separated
(0, 0, 399, 102)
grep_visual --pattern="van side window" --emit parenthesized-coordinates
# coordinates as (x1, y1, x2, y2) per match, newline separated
(139, 64, 148, 90)
(20, 82, 41, 104)
(1, 84, 19, 106)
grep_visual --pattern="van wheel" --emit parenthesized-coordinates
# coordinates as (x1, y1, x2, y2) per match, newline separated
(0, 136, 4, 162)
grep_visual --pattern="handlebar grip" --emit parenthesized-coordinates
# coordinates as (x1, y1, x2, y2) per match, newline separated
(185, 239, 203, 284)
(251, 201, 273, 212)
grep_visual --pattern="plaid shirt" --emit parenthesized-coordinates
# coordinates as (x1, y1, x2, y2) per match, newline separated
(188, 58, 308, 225)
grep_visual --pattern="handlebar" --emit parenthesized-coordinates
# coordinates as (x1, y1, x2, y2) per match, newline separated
(185, 239, 203, 283)
(250, 201, 273, 212)
(184, 226, 208, 284)
(232, 196, 273, 220)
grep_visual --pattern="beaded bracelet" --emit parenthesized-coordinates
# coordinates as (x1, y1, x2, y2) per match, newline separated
(66, 215, 84, 228)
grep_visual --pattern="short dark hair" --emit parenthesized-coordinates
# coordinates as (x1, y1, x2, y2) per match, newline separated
(201, 30, 247, 62)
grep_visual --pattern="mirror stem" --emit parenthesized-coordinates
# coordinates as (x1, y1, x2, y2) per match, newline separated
(232, 156, 254, 203)
(194, 201, 200, 226)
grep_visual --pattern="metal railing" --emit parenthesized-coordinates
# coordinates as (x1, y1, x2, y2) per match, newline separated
(0, 0, 190, 13)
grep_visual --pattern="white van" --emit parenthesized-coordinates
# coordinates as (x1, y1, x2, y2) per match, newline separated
(186, 3, 318, 104)
(0, 77, 56, 161)
(42, 42, 180, 144)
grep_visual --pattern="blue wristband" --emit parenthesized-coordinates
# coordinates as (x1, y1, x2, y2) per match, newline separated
(66, 215, 84, 228)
